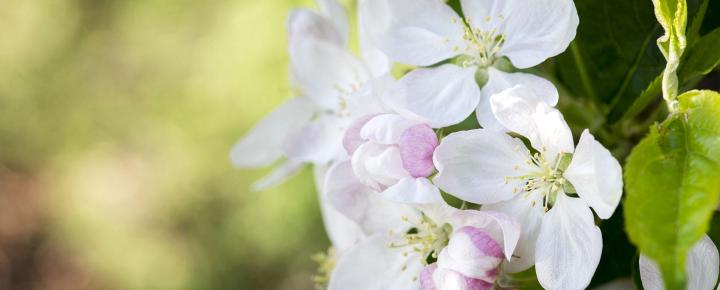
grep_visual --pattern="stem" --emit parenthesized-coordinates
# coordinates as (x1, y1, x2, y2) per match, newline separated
(570, 42, 599, 105)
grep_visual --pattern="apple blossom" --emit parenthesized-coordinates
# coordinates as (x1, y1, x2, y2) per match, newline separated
(221, 0, 720, 287)
(230, 0, 391, 190)
(343, 113, 444, 205)
(328, 207, 519, 290)
(328, 205, 520, 290)
(365, 0, 576, 129)
(433, 85, 623, 289)
(321, 158, 520, 290)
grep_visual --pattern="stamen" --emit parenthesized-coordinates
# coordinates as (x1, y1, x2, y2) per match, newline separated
(312, 247, 337, 290)
(389, 213, 452, 266)
(504, 148, 571, 211)
(456, 18, 506, 68)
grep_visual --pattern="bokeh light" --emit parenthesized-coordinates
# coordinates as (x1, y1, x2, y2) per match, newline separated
(0, 0, 338, 289)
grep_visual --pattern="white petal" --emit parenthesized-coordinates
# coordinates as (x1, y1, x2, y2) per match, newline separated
(377, 0, 465, 66)
(638, 256, 665, 290)
(344, 75, 392, 117)
(319, 201, 364, 254)
(433, 129, 533, 204)
(251, 160, 305, 191)
(460, 0, 578, 68)
(535, 195, 602, 290)
(476, 69, 558, 131)
(687, 236, 720, 290)
(385, 64, 480, 128)
(490, 88, 574, 157)
(447, 210, 521, 262)
(230, 97, 316, 167)
(287, 9, 344, 48)
(360, 114, 422, 145)
(315, 0, 349, 45)
(639, 235, 719, 290)
(383, 177, 444, 205)
(358, 0, 392, 77)
(324, 160, 412, 234)
(416, 203, 460, 227)
(329, 234, 422, 290)
(564, 129, 623, 219)
(481, 195, 543, 273)
(532, 102, 575, 156)
(431, 267, 494, 290)
(291, 39, 370, 110)
(351, 142, 410, 191)
(343, 114, 377, 155)
(487, 86, 538, 140)
(314, 162, 330, 193)
(314, 164, 364, 253)
(283, 115, 347, 164)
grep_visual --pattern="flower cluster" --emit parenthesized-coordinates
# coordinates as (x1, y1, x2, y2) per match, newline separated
(232, 0, 625, 289)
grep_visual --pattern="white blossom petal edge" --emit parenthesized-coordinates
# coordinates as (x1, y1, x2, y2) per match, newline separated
(639, 235, 720, 290)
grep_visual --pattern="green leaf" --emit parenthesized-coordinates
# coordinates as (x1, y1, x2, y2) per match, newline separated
(679, 27, 720, 80)
(685, 0, 708, 47)
(605, 29, 663, 123)
(624, 90, 720, 290)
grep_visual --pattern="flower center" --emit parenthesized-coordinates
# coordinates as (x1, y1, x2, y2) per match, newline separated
(506, 150, 573, 211)
(451, 16, 506, 68)
(332, 67, 366, 116)
(390, 213, 453, 265)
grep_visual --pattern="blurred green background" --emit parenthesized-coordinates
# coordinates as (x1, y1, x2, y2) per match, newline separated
(0, 0, 340, 289)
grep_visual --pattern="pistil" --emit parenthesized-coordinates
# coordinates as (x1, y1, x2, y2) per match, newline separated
(505, 150, 572, 212)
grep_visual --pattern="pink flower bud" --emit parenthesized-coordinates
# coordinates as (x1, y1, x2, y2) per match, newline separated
(437, 226, 504, 283)
(398, 124, 438, 178)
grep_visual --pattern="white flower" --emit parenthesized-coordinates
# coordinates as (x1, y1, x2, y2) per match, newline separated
(639, 235, 720, 290)
(433, 85, 623, 289)
(342, 113, 444, 204)
(322, 162, 519, 290)
(328, 205, 520, 290)
(230, 0, 391, 190)
(365, 0, 577, 128)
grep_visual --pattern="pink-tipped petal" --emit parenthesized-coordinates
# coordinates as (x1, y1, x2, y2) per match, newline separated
(438, 226, 504, 281)
(420, 264, 439, 290)
(343, 114, 376, 154)
(464, 277, 494, 290)
(432, 267, 495, 290)
(457, 227, 504, 259)
(399, 124, 438, 177)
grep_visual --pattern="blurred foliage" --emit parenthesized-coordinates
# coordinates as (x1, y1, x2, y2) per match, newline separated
(0, 0, 342, 289)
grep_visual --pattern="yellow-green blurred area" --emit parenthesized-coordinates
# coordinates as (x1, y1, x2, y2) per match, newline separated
(0, 0, 342, 289)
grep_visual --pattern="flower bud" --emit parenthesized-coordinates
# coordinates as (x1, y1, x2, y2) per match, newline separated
(345, 114, 438, 191)
(437, 226, 503, 283)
